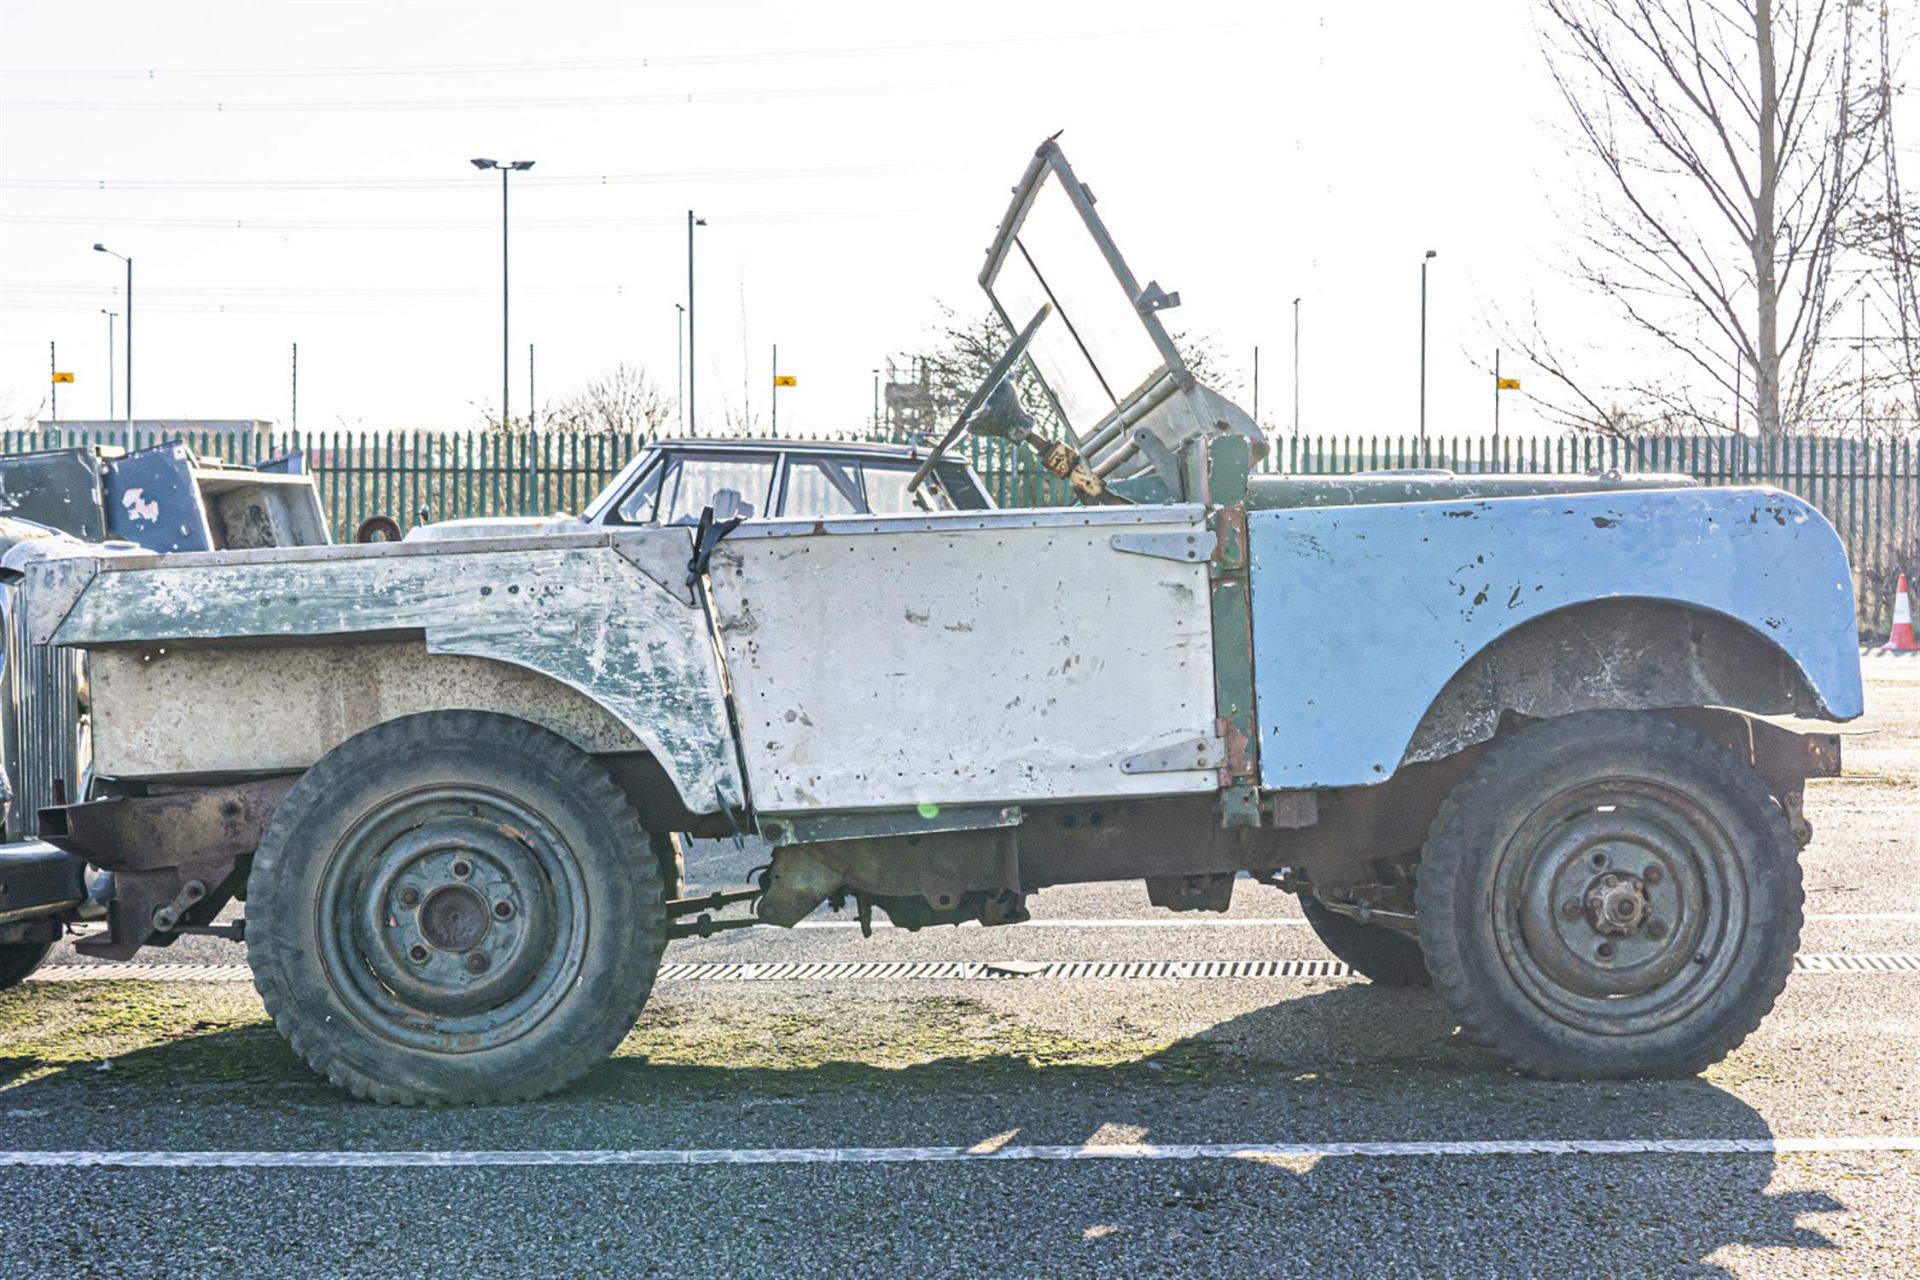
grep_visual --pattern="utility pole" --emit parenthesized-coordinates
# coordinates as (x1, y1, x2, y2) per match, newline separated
(49, 341, 57, 423)
(102, 310, 118, 419)
(687, 211, 705, 435)
(1420, 251, 1437, 450)
(528, 342, 538, 511)
(1292, 297, 1301, 437)
(1493, 349, 1501, 441)
(470, 158, 535, 430)
(291, 342, 298, 434)
(771, 344, 779, 434)
(675, 303, 686, 433)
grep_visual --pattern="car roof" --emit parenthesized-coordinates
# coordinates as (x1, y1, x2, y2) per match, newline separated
(647, 437, 940, 463)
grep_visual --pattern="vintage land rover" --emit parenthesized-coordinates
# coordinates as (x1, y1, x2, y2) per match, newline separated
(0, 141, 1859, 1103)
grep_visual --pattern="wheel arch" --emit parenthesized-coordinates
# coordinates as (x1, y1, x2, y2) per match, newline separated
(1401, 596, 1833, 768)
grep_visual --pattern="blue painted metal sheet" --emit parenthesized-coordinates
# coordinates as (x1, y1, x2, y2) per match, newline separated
(103, 443, 213, 553)
(1248, 487, 1864, 789)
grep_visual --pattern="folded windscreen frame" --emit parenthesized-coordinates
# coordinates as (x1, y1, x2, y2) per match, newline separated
(980, 140, 1263, 495)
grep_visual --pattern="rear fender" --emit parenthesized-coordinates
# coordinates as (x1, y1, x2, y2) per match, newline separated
(1247, 487, 1862, 788)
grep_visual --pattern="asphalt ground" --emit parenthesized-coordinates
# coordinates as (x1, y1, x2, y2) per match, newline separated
(2, 658, 1917, 1278)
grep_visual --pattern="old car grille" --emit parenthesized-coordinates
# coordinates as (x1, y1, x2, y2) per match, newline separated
(3, 592, 85, 841)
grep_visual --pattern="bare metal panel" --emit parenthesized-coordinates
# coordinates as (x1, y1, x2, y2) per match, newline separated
(707, 507, 1219, 813)
(89, 640, 642, 779)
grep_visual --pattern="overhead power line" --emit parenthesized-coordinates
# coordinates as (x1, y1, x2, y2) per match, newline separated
(0, 163, 909, 192)
(0, 29, 1159, 81)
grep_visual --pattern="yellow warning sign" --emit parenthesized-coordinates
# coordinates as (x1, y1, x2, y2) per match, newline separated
(51, 371, 74, 383)
(773, 375, 797, 387)
(1496, 377, 1520, 391)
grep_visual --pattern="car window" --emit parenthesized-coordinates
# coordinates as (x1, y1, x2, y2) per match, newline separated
(612, 458, 667, 523)
(658, 453, 777, 525)
(861, 462, 944, 514)
(780, 458, 864, 518)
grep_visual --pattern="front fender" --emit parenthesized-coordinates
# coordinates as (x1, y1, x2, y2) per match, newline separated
(1247, 486, 1862, 788)
(35, 531, 744, 812)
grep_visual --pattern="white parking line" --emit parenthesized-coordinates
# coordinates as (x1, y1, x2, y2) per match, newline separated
(1, 1136, 1916, 1170)
(792, 912, 1920, 929)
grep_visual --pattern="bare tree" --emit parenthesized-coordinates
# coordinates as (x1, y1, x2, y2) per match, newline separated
(540, 363, 672, 436)
(1540, 0, 1885, 435)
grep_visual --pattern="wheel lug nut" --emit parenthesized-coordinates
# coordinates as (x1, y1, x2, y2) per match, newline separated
(451, 860, 472, 879)
(464, 952, 490, 974)
(1646, 918, 1669, 940)
(408, 944, 429, 963)
(493, 900, 514, 920)
(1561, 899, 1583, 920)
(398, 887, 420, 908)
(1643, 865, 1663, 884)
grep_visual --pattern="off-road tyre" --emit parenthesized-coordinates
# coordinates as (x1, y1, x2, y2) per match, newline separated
(1417, 710, 1800, 1080)
(1300, 897, 1431, 986)
(0, 938, 54, 992)
(247, 711, 666, 1104)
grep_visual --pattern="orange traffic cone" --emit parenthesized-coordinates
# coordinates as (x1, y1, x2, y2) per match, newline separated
(1884, 574, 1920, 653)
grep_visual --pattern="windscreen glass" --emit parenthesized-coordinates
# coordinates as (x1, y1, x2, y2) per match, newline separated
(987, 168, 1169, 440)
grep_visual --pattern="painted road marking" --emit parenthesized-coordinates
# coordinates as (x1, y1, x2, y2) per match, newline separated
(0, 1136, 1916, 1170)
(30, 954, 1920, 984)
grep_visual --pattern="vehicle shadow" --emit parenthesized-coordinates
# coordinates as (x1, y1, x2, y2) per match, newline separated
(0, 981, 1847, 1274)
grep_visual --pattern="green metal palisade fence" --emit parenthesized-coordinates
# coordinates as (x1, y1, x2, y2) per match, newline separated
(2, 426, 1913, 637)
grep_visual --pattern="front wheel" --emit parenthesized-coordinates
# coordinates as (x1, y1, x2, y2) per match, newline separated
(1417, 711, 1800, 1080)
(247, 711, 666, 1104)
(0, 938, 54, 992)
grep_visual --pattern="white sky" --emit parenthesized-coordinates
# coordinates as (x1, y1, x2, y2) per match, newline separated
(0, 0, 1716, 440)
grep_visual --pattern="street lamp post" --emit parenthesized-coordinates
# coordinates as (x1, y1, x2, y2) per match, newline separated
(1291, 297, 1301, 437)
(92, 244, 131, 425)
(101, 309, 118, 419)
(674, 303, 686, 433)
(471, 158, 535, 430)
(1419, 250, 1437, 451)
(687, 211, 705, 435)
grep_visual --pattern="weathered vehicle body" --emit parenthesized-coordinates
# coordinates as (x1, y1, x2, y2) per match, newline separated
(0, 443, 327, 986)
(2, 143, 1861, 1102)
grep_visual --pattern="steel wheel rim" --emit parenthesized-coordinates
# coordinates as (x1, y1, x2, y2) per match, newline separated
(315, 785, 588, 1053)
(1490, 776, 1748, 1037)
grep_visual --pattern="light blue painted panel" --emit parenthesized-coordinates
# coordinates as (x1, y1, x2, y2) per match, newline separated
(1249, 487, 1863, 789)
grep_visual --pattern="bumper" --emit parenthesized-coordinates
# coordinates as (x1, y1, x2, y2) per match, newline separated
(0, 839, 86, 925)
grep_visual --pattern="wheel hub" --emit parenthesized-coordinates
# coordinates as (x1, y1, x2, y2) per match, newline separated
(418, 884, 492, 953)
(1584, 871, 1651, 936)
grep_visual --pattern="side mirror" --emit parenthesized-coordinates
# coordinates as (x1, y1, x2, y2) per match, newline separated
(709, 487, 747, 522)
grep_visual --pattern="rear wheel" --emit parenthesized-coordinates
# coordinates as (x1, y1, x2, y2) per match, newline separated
(248, 711, 666, 1104)
(1300, 897, 1430, 986)
(0, 938, 54, 992)
(1417, 711, 1800, 1079)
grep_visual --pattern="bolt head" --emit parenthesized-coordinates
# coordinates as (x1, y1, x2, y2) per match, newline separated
(1561, 899, 1583, 920)
(1596, 942, 1615, 960)
(399, 887, 421, 908)
(464, 952, 490, 974)
(1646, 918, 1669, 940)
(1643, 865, 1664, 884)
(493, 900, 514, 920)
(408, 944, 429, 963)
(451, 860, 472, 879)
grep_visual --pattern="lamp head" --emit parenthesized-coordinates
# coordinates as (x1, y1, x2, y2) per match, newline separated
(471, 157, 498, 170)
(1425, 249, 1438, 260)
(507, 160, 535, 171)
